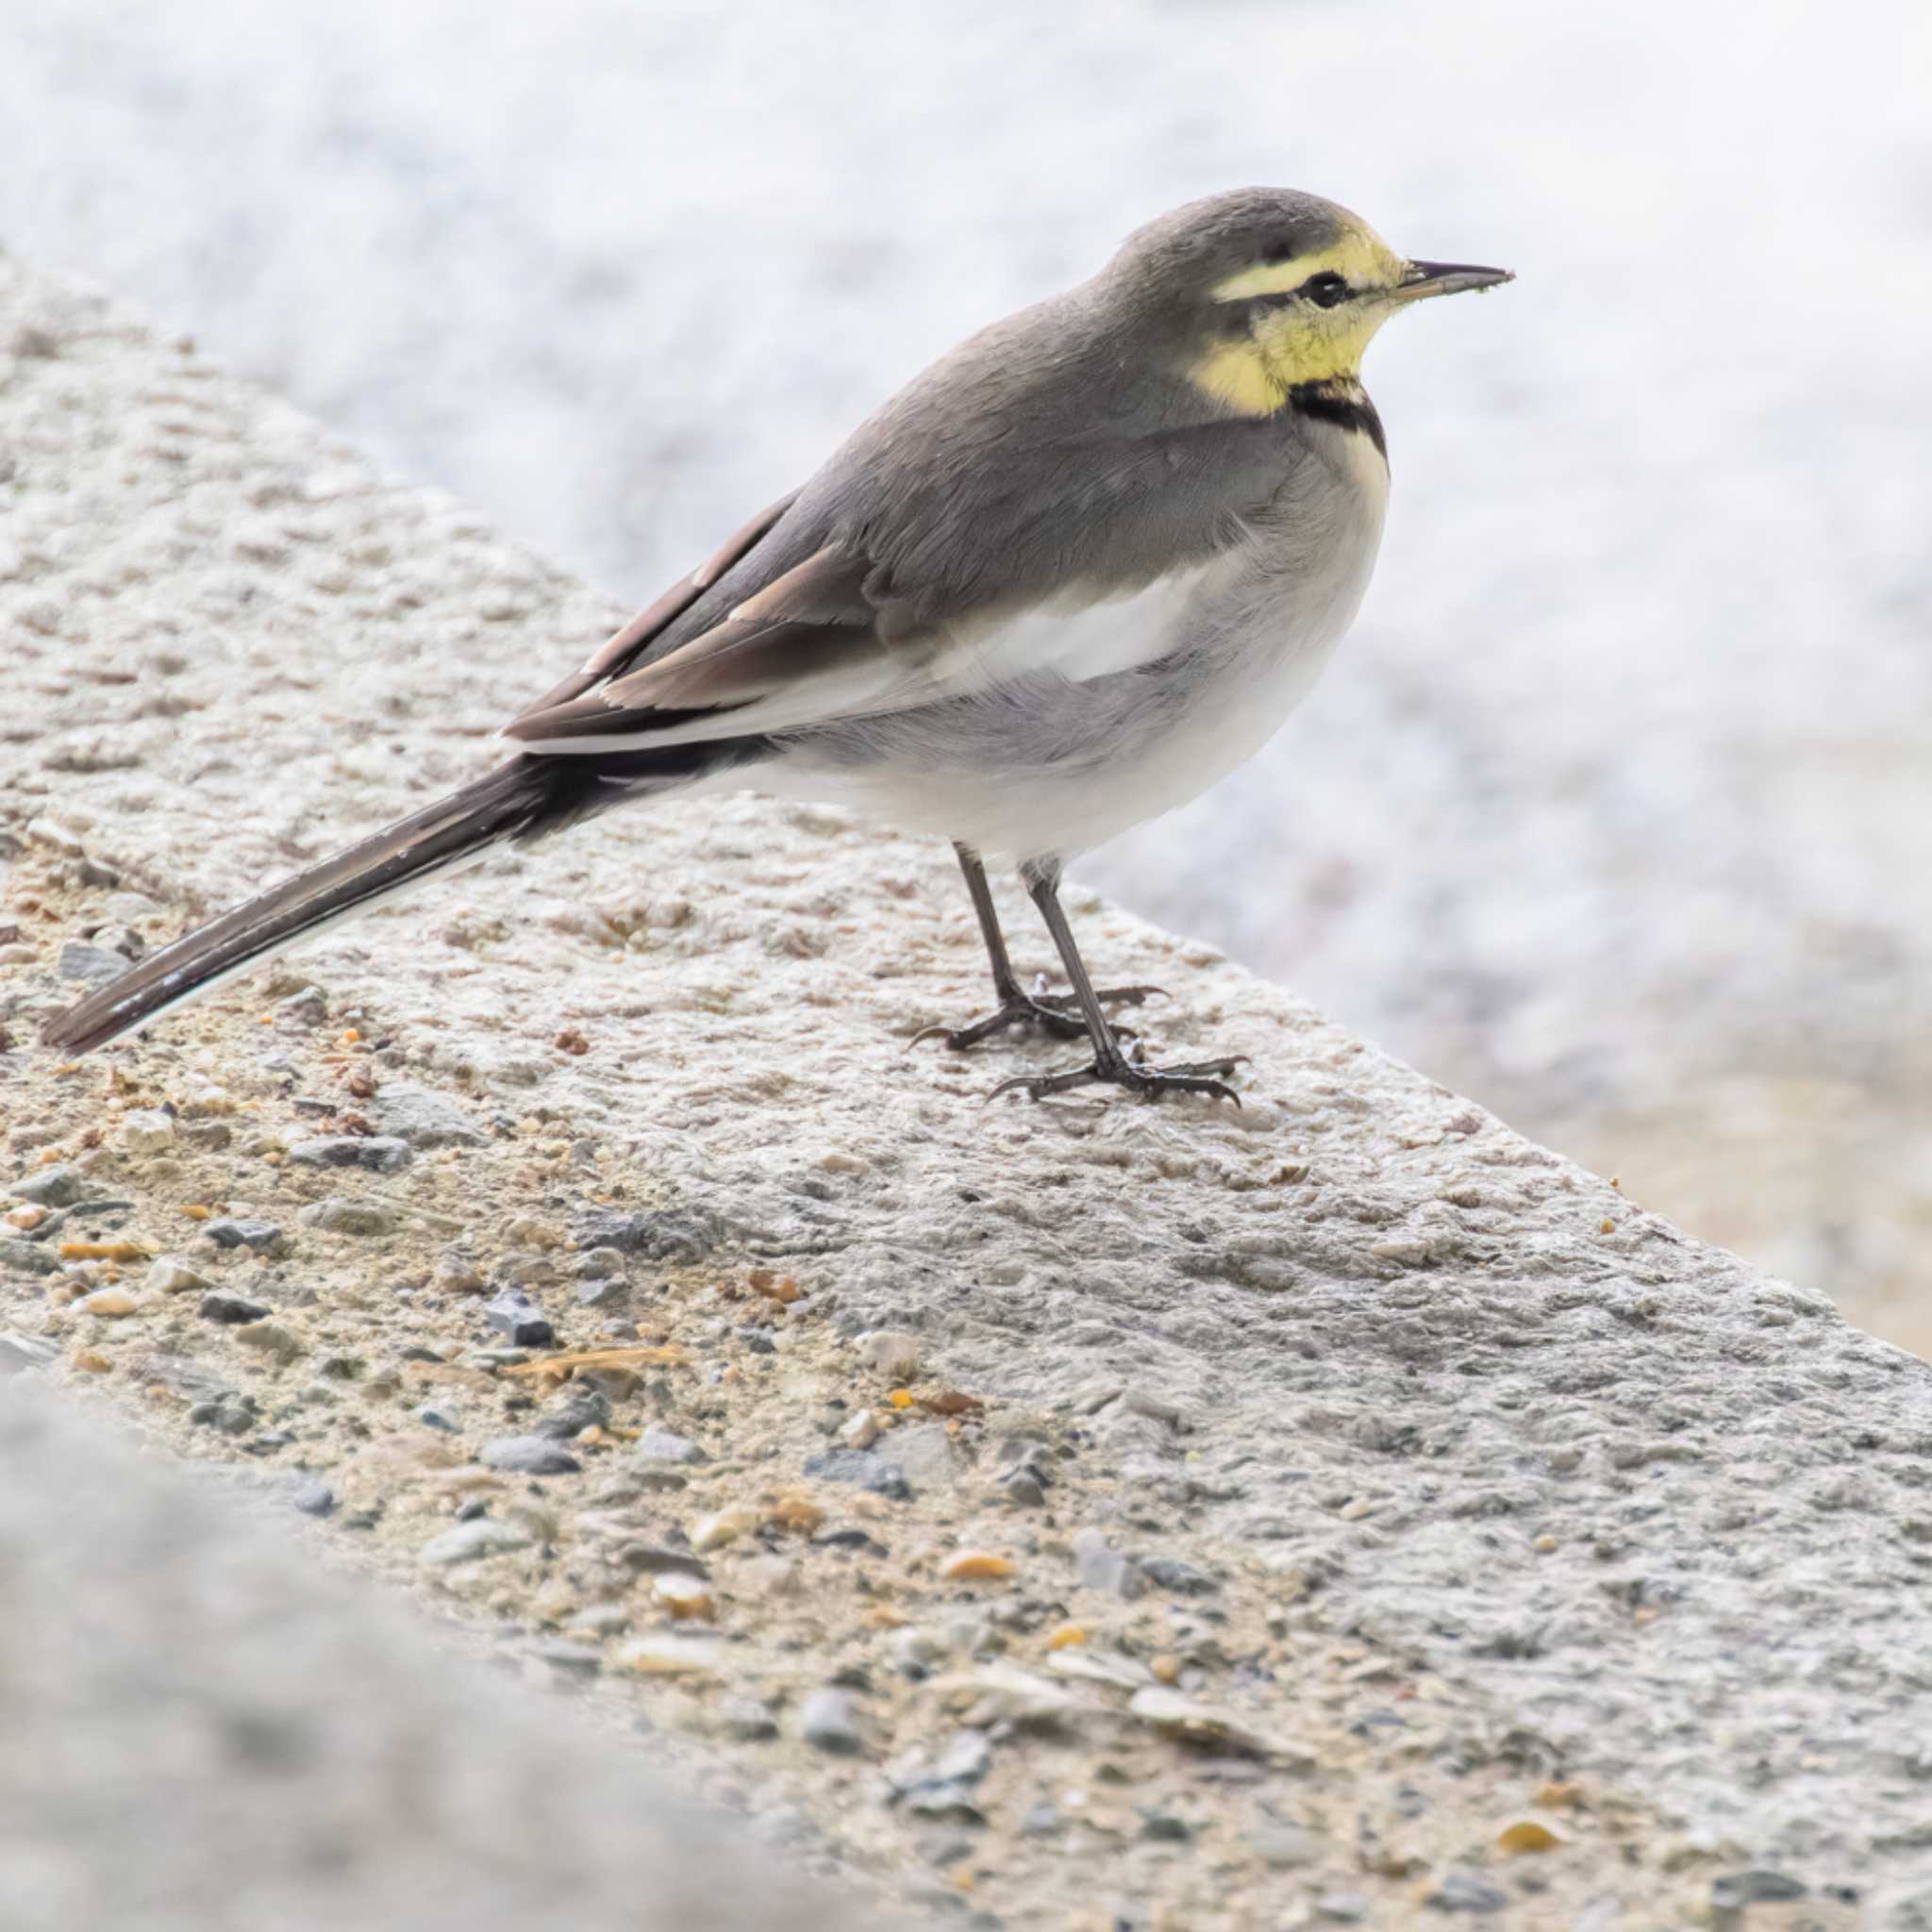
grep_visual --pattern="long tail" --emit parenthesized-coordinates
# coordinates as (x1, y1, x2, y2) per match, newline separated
(41, 742, 758, 1056)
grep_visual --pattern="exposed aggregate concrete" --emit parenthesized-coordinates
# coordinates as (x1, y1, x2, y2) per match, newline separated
(4, 256, 1930, 1928)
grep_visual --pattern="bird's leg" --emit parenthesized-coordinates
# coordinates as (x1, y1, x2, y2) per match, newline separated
(911, 842, 1164, 1051)
(986, 858, 1244, 1106)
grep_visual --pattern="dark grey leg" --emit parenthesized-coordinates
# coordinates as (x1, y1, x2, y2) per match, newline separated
(912, 842, 1163, 1051)
(986, 857, 1244, 1106)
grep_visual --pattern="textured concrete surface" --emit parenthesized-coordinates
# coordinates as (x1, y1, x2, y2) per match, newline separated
(0, 1380, 900, 1932)
(5, 258, 1932, 1924)
(4, 0, 1929, 1347)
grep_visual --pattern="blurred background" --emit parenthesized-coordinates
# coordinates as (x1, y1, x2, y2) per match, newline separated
(3, 0, 1927, 1353)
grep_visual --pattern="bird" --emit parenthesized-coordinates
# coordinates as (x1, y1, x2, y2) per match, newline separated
(43, 188, 1511, 1103)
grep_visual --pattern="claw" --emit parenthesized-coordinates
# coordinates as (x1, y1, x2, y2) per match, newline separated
(987, 1051, 1245, 1108)
(909, 989, 1136, 1053)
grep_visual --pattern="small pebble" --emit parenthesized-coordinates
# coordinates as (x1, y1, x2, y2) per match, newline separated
(205, 1217, 289, 1255)
(1425, 1870, 1509, 1914)
(1072, 1527, 1142, 1600)
(719, 1698, 779, 1742)
(614, 1636, 719, 1677)
(652, 1572, 717, 1619)
(802, 1447, 912, 1500)
(199, 1292, 271, 1325)
(122, 1108, 176, 1155)
(146, 1257, 213, 1295)
(799, 1687, 864, 1755)
(1496, 1814, 1570, 1854)
(634, 1427, 702, 1466)
(14, 1167, 86, 1208)
(234, 1320, 306, 1364)
(485, 1288, 554, 1348)
(480, 1434, 580, 1475)
(297, 1198, 394, 1238)
(286, 1135, 414, 1173)
(941, 1552, 1014, 1582)
(689, 1506, 760, 1553)
(1316, 1895, 1370, 1924)
(58, 941, 127, 986)
(1139, 1556, 1221, 1596)
(291, 1480, 337, 1517)
(77, 1289, 139, 1319)
(862, 1329, 922, 1379)
(420, 1518, 533, 1566)
(839, 1410, 879, 1450)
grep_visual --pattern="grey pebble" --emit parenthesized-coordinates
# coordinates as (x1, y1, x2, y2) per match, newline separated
(58, 941, 128, 986)
(0, 1238, 64, 1277)
(1019, 1802, 1059, 1837)
(286, 1135, 413, 1173)
(200, 1292, 271, 1325)
(486, 1288, 554, 1348)
(272, 985, 328, 1026)
(575, 1245, 627, 1279)
(802, 1447, 912, 1500)
(12, 1165, 86, 1207)
(720, 1698, 779, 1742)
(420, 1517, 534, 1565)
(1139, 1810, 1192, 1842)
(479, 1434, 580, 1475)
(1425, 1870, 1509, 1914)
(634, 1427, 703, 1466)
(532, 1390, 608, 1440)
(1138, 1556, 1221, 1596)
(885, 1423, 955, 1489)
(798, 1687, 863, 1755)
(206, 1217, 289, 1255)
(291, 1479, 336, 1517)
(189, 1392, 259, 1436)
(1711, 1871, 1808, 1908)
(1249, 1822, 1327, 1869)
(1315, 1896, 1371, 1925)
(1071, 1526, 1143, 1600)
(370, 1084, 487, 1148)
(575, 1276, 625, 1307)
(929, 1730, 992, 1786)
(570, 1206, 723, 1262)
(416, 1405, 461, 1433)
(297, 1199, 395, 1238)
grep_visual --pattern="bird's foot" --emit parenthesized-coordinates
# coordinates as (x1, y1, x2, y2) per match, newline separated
(911, 974, 1166, 1052)
(988, 1038, 1246, 1108)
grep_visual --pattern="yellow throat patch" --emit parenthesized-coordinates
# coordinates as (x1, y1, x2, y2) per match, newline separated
(1189, 226, 1407, 416)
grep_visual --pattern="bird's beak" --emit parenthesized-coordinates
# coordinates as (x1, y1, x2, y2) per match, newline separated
(1389, 259, 1514, 305)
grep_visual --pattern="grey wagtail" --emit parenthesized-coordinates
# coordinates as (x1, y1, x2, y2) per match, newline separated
(44, 188, 1511, 1104)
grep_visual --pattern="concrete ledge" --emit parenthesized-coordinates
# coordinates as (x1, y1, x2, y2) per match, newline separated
(0, 1382, 899, 1932)
(5, 256, 1932, 1927)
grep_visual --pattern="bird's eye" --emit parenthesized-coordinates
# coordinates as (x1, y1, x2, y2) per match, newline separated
(1302, 271, 1350, 308)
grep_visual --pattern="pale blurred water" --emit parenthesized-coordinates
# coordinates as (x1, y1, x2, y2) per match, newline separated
(4, 0, 1929, 1345)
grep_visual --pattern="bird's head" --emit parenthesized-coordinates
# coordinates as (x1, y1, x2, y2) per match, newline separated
(1107, 188, 1512, 417)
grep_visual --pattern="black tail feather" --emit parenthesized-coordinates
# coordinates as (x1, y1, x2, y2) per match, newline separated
(41, 738, 768, 1056)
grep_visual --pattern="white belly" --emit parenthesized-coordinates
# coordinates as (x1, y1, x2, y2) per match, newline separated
(736, 419, 1390, 861)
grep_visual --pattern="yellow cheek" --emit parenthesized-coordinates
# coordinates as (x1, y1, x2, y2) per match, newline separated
(1190, 340, 1291, 415)
(1188, 309, 1384, 415)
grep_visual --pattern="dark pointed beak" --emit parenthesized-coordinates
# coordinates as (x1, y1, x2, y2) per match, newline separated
(1391, 258, 1515, 304)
